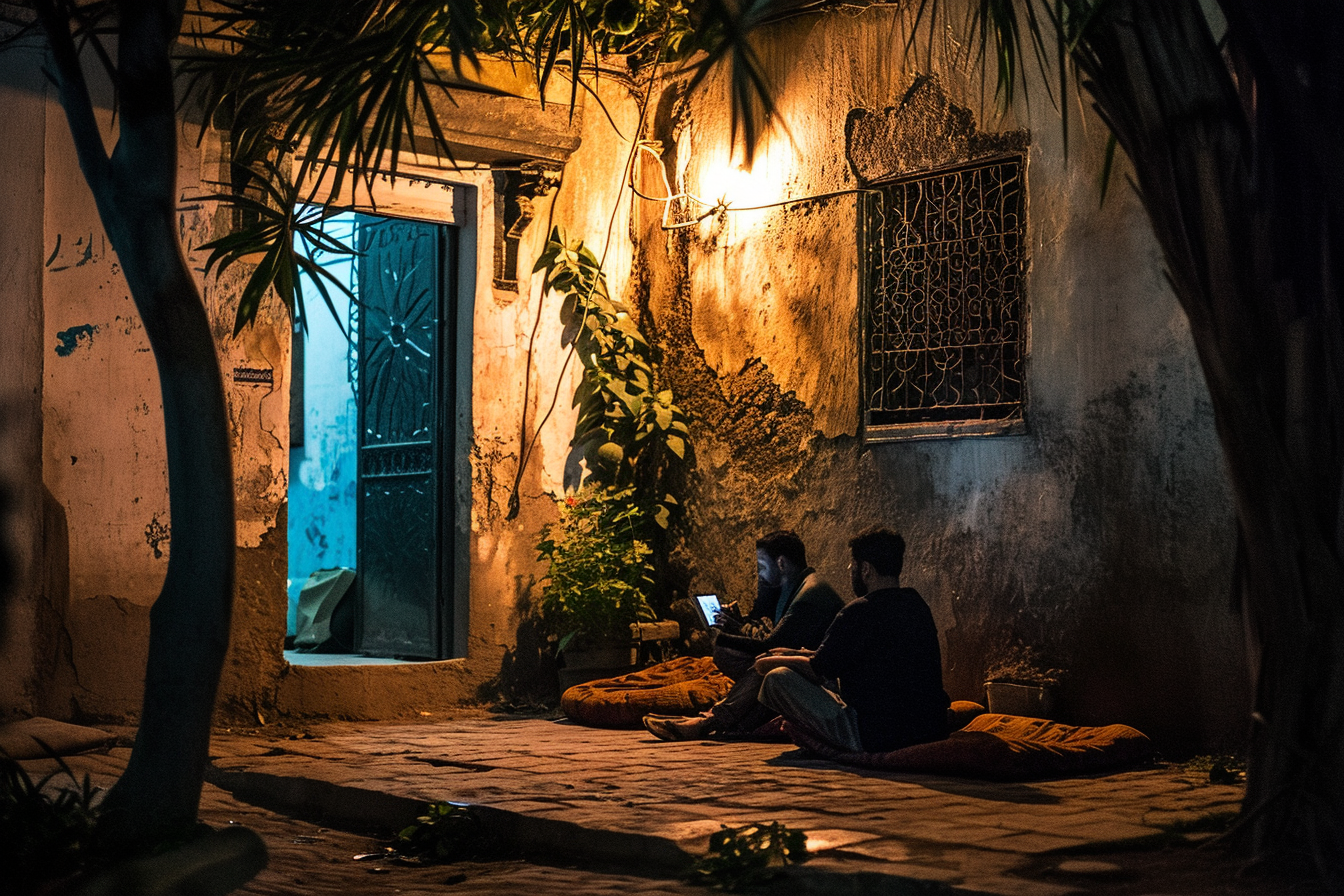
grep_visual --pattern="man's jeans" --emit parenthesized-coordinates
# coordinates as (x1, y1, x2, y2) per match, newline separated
(706, 646, 777, 733)
(758, 667, 864, 752)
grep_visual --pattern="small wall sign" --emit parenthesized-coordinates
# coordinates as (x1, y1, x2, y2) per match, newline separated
(233, 366, 274, 385)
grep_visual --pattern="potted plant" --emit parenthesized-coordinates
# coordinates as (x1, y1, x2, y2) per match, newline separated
(983, 644, 1065, 719)
(536, 485, 657, 689)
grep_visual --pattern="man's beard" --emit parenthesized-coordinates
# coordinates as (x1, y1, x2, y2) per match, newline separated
(850, 565, 867, 598)
(757, 579, 782, 617)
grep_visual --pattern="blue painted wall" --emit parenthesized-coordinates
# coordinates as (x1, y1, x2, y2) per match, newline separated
(287, 213, 360, 635)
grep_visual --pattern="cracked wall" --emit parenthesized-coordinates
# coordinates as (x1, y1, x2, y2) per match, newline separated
(633, 8, 1244, 753)
(24, 75, 288, 721)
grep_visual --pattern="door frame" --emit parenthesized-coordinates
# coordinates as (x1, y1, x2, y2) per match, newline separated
(294, 171, 475, 661)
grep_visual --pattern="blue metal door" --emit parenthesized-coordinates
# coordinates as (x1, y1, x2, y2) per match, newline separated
(354, 215, 455, 658)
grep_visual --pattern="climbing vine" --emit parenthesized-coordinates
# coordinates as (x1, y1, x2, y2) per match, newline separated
(535, 226, 692, 529)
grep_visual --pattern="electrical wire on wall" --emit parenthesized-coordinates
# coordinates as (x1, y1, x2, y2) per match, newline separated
(629, 142, 878, 229)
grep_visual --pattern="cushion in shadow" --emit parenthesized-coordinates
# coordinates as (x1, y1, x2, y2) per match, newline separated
(785, 712, 1153, 781)
(0, 717, 116, 760)
(561, 656, 733, 728)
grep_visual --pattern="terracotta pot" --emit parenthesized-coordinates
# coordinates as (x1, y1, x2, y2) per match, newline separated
(984, 681, 1056, 719)
(557, 643, 638, 692)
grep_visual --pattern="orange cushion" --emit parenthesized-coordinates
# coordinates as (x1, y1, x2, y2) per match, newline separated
(786, 712, 1153, 781)
(561, 656, 733, 728)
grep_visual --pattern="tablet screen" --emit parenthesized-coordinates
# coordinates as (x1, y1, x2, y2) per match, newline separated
(694, 593, 722, 627)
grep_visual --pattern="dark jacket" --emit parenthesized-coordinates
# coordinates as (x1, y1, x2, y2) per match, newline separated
(715, 570, 843, 656)
(811, 586, 950, 751)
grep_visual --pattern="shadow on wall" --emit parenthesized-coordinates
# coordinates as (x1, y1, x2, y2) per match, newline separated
(937, 378, 1243, 756)
(36, 489, 78, 718)
(477, 582, 560, 709)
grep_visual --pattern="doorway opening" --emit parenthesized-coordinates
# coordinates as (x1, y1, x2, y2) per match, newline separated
(287, 210, 461, 661)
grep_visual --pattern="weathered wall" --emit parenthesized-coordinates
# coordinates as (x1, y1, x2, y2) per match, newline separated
(634, 7, 1245, 754)
(29, 76, 288, 721)
(0, 48, 78, 721)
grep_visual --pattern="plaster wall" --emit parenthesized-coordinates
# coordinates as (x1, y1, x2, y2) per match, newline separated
(635, 7, 1244, 753)
(0, 49, 76, 720)
(33, 77, 289, 720)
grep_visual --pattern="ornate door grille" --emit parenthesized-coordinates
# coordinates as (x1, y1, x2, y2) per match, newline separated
(865, 155, 1026, 431)
(354, 216, 452, 659)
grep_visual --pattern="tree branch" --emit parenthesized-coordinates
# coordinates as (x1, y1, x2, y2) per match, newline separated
(34, 0, 112, 193)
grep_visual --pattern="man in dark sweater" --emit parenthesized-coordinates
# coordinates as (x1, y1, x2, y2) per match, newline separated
(754, 527, 949, 753)
(643, 530, 842, 740)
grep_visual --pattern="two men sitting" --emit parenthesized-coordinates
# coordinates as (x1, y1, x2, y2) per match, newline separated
(645, 526, 950, 754)
(644, 530, 842, 740)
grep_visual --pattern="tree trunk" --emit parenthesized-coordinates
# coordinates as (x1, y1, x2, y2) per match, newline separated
(38, 0, 237, 849)
(1076, 0, 1344, 883)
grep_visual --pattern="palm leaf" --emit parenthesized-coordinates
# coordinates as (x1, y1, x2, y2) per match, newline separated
(684, 0, 787, 166)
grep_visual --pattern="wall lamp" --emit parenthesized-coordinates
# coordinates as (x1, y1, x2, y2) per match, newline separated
(630, 142, 877, 231)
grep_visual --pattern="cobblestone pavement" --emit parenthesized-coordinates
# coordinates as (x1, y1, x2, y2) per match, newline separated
(39, 717, 1260, 895)
(202, 717, 1248, 896)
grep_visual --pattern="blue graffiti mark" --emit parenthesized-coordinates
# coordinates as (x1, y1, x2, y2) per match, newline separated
(45, 234, 62, 267)
(54, 324, 98, 357)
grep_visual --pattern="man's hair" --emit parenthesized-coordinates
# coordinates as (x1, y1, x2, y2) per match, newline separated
(756, 530, 806, 568)
(848, 527, 906, 578)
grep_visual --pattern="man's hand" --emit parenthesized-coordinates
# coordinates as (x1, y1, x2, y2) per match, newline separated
(713, 611, 744, 634)
(753, 651, 820, 683)
(762, 647, 814, 658)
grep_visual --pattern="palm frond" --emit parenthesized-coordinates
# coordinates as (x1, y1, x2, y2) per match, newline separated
(684, 0, 787, 166)
(197, 159, 358, 335)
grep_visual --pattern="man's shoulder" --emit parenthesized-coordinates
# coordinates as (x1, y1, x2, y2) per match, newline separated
(871, 586, 928, 604)
(846, 588, 930, 618)
(796, 572, 842, 605)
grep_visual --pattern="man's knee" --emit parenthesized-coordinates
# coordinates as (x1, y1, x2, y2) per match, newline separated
(758, 666, 800, 707)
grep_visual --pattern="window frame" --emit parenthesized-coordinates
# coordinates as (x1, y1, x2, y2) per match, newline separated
(859, 152, 1030, 443)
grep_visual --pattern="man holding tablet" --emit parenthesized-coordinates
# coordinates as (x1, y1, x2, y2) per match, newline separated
(644, 530, 843, 741)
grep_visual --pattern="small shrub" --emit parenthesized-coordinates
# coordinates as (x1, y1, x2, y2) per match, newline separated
(0, 750, 101, 890)
(984, 643, 1065, 687)
(535, 484, 656, 651)
(394, 802, 494, 863)
(689, 822, 808, 891)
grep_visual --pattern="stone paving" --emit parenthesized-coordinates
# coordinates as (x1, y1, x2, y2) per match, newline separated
(162, 717, 1248, 896)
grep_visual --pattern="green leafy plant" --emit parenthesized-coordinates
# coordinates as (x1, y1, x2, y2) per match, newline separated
(689, 822, 809, 891)
(394, 802, 494, 863)
(536, 485, 657, 651)
(1181, 755, 1247, 786)
(1, 750, 102, 891)
(535, 226, 691, 529)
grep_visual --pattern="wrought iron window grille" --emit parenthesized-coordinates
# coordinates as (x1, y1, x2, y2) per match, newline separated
(863, 154, 1028, 441)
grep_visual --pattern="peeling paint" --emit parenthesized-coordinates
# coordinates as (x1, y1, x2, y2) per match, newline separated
(54, 324, 97, 356)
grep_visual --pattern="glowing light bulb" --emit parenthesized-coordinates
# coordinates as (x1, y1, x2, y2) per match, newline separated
(699, 161, 777, 211)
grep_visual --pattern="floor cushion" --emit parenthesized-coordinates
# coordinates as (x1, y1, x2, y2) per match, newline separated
(561, 656, 733, 728)
(0, 717, 116, 760)
(785, 712, 1153, 781)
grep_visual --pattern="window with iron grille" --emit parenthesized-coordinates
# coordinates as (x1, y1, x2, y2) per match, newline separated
(864, 155, 1027, 439)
